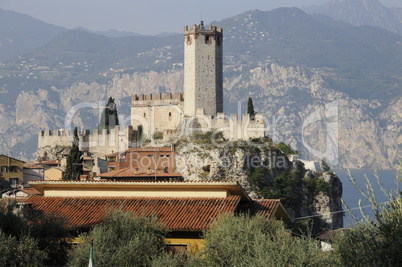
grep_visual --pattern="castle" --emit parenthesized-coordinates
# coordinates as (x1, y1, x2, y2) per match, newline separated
(37, 22, 265, 158)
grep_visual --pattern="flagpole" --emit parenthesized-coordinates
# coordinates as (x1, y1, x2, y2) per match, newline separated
(88, 238, 94, 267)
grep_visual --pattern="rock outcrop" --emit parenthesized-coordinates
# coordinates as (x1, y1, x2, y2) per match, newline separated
(174, 140, 343, 232)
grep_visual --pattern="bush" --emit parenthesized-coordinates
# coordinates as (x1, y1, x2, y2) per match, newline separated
(192, 213, 335, 266)
(153, 131, 164, 140)
(277, 142, 295, 155)
(68, 209, 169, 266)
(0, 230, 46, 267)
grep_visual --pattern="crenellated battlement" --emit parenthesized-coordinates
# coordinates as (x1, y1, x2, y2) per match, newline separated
(184, 21, 223, 36)
(131, 92, 184, 107)
(37, 125, 139, 159)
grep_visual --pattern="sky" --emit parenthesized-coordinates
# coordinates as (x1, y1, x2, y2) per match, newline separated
(0, 0, 401, 35)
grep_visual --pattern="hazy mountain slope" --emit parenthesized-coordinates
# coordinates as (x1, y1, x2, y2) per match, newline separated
(303, 0, 402, 35)
(0, 9, 65, 62)
(0, 8, 400, 169)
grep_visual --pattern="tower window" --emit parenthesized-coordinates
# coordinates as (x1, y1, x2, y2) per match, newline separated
(144, 113, 146, 118)
(169, 112, 172, 117)
(205, 36, 210, 44)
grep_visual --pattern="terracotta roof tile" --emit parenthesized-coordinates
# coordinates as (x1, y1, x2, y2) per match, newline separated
(126, 147, 172, 152)
(236, 199, 282, 219)
(97, 167, 182, 178)
(21, 188, 42, 195)
(27, 195, 241, 231)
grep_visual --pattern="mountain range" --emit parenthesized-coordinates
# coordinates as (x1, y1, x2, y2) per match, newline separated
(0, 5, 400, 169)
(303, 0, 402, 35)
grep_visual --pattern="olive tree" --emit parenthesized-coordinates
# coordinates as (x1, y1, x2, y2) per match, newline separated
(191, 213, 335, 266)
(68, 210, 170, 266)
(334, 164, 402, 266)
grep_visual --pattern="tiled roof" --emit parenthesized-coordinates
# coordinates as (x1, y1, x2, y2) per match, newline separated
(41, 159, 61, 165)
(27, 195, 241, 231)
(21, 188, 42, 195)
(97, 167, 182, 178)
(1, 197, 30, 205)
(126, 147, 172, 152)
(317, 228, 347, 240)
(236, 199, 289, 220)
(23, 162, 43, 169)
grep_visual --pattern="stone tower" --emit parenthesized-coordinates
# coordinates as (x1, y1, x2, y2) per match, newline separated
(183, 21, 223, 117)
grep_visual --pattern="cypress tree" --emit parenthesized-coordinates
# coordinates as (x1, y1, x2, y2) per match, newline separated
(63, 127, 83, 180)
(98, 97, 119, 132)
(247, 97, 256, 119)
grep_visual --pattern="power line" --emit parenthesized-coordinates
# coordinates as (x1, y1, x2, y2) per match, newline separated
(293, 201, 390, 220)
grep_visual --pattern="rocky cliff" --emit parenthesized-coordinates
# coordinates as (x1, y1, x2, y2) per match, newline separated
(4, 61, 400, 169)
(174, 138, 343, 232)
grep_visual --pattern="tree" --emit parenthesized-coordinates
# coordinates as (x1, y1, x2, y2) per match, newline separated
(247, 97, 256, 119)
(98, 97, 119, 131)
(68, 210, 169, 266)
(63, 127, 82, 180)
(0, 201, 47, 266)
(0, 230, 46, 267)
(333, 164, 402, 266)
(192, 213, 335, 266)
(321, 159, 331, 172)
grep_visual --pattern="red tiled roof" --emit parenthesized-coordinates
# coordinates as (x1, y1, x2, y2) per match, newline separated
(317, 228, 347, 240)
(23, 162, 43, 169)
(236, 199, 289, 220)
(97, 167, 182, 178)
(126, 147, 172, 152)
(27, 195, 241, 231)
(41, 159, 61, 165)
(21, 188, 42, 195)
(1, 197, 30, 205)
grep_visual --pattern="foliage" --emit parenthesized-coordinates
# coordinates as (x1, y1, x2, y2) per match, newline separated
(248, 167, 270, 196)
(192, 213, 335, 266)
(277, 142, 296, 155)
(0, 201, 27, 237)
(138, 125, 143, 139)
(0, 230, 46, 267)
(191, 130, 224, 144)
(321, 159, 331, 172)
(264, 171, 302, 208)
(153, 131, 164, 140)
(247, 97, 255, 119)
(333, 164, 402, 266)
(303, 176, 331, 197)
(63, 127, 83, 180)
(28, 213, 71, 266)
(68, 209, 169, 266)
(98, 96, 119, 131)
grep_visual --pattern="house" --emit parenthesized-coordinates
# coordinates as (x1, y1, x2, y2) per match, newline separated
(1, 187, 41, 199)
(44, 166, 91, 180)
(317, 228, 347, 251)
(0, 154, 25, 190)
(23, 162, 44, 186)
(98, 147, 181, 181)
(27, 180, 290, 254)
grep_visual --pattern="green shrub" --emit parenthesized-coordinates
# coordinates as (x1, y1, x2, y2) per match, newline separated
(153, 131, 164, 140)
(192, 213, 335, 266)
(68, 209, 168, 266)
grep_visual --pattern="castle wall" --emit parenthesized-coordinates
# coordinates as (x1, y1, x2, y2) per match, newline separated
(37, 126, 138, 158)
(184, 23, 223, 116)
(131, 93, 184, 137)
(163, 112, 265, 142)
